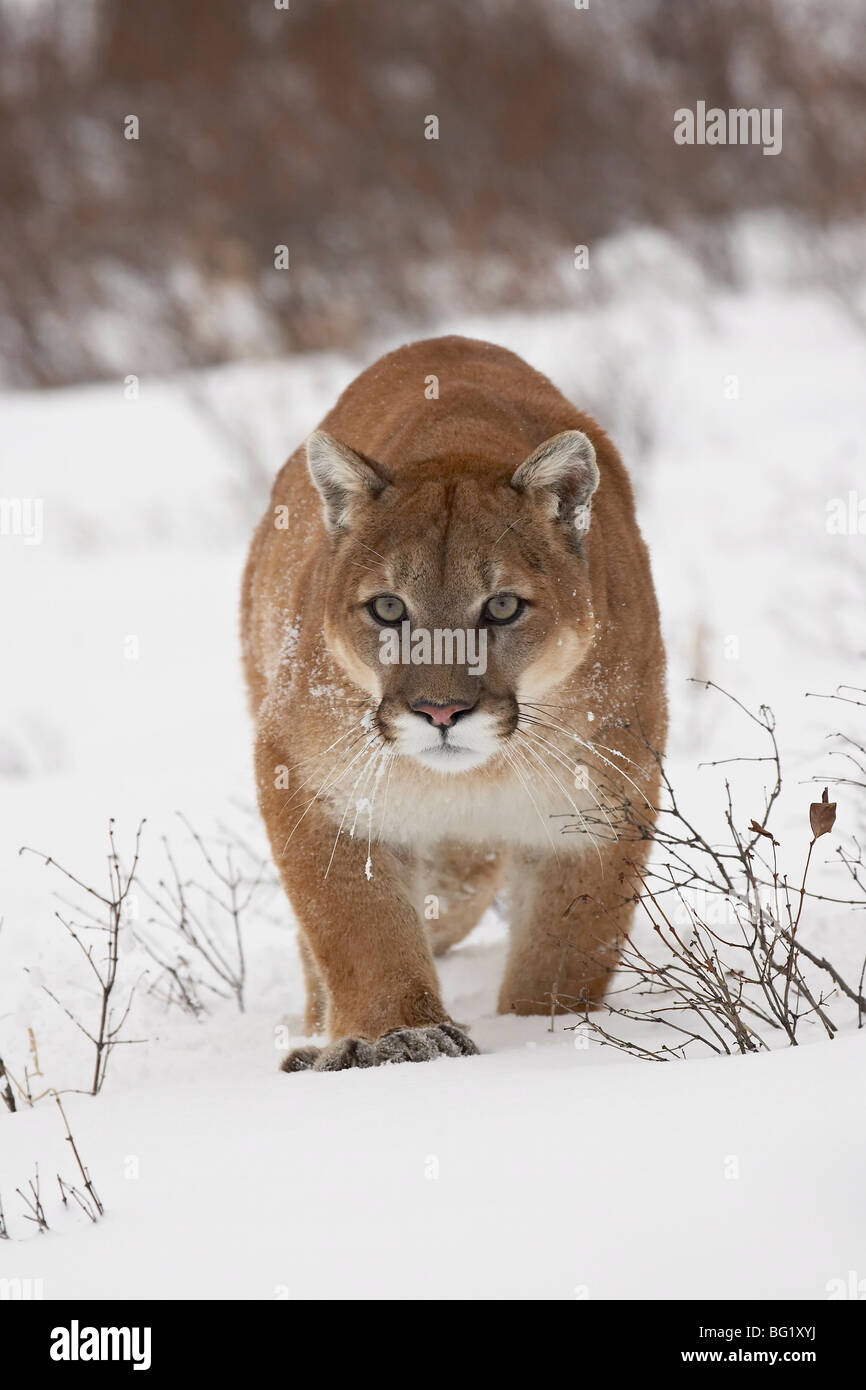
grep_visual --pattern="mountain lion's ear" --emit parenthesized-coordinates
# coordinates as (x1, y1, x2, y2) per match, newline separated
(306, 431, 388, 532)
(511, 430, 599, 540)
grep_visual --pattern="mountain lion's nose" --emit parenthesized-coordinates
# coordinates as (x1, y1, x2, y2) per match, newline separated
(412, 700, 474, 728)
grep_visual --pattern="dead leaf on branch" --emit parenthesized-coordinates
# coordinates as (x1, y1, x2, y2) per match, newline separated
(749, 820, 780, 846)
(809, 787, 837, 840)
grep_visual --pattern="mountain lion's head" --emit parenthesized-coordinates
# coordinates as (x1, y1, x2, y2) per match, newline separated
(306, 428, 600, 773)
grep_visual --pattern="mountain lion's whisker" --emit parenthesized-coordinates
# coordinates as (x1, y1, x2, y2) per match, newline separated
(281, 734, 380, 854)
(517, 711, 653, 808)
(278, 728, 370, 812)
(517, 724, 619, 838)
(491, 519, 519, 548)
(516, 714, 619, 792)
(515, 729, 612, 857)
(283, 722, 365, 779)
(324, 737, 385, 879)
(348, 742, 384, 840)
(350, 537, 387, 563)
(521, 702, 649, 774)
(513, 731, 605, 865)
(360, 744, 392, 875)
(501, 744, 560, 863)
(375, 744, 398, 845)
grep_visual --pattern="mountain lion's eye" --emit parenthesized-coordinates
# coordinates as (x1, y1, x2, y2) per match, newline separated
(482, 593, 523, 624)
(369, 594, 406, 624)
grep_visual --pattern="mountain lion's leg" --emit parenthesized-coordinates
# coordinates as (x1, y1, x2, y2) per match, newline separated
(497, 837, 649, 1016)
(257, 735, 477, 1070)
(411, 846, 505, 957)
(298, 930, 327, 1034)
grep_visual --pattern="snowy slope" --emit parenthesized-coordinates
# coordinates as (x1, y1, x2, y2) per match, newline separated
(2, 256, 866, 1298)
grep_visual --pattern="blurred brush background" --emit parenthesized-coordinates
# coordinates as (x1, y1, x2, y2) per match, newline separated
(2, 0, 865, 389)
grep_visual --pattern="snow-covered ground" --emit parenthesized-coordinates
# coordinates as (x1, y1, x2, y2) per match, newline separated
(2, 240, 865, 1298)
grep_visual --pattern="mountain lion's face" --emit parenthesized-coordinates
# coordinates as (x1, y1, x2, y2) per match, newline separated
(307, 430, 600, 774)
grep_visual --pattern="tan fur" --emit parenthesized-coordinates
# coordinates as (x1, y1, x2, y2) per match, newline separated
(241, 335, 666, 1067)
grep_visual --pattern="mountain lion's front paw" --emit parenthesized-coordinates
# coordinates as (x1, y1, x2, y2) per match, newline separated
(280, 1023, 478, 1073)
(280, 1044, 324, 1072)
(313, 1037, 377, 1071)
(281, 1037, 377, 1072)
(374, 1023, 478, 1064)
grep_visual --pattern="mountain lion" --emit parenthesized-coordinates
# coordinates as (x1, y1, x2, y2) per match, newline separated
(241, 336, 666, 1071)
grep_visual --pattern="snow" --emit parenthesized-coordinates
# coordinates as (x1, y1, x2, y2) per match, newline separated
(2, 1032, 863, 1299)
(2, 233, 866, 1298)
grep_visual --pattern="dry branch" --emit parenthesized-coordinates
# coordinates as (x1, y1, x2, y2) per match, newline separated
(19, 819, 147, 1094)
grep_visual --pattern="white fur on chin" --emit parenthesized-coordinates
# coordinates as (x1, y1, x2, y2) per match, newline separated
(391, 710, 502, 774)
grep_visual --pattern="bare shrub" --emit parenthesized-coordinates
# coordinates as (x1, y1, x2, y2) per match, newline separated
(19, 820, 146, 1094)
(1, 1094, 104, 1239)
(16, 1164, 49, 1233)
(554, 683, 866, 1057)
(137, 813, 274, 1015)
